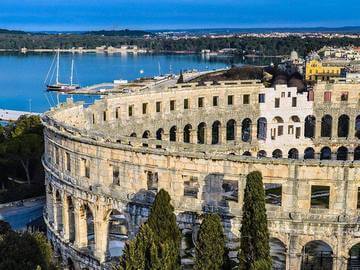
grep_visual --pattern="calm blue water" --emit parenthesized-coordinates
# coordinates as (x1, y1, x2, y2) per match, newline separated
(0, 52, 274, 112)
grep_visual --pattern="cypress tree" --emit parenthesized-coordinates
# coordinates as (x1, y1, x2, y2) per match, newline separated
(238, 171, 271, 270)
(194, 213, 225, 270)
(147, 189, 181, 269)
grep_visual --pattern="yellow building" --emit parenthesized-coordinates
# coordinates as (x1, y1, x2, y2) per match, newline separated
(305, 59, 342, 81)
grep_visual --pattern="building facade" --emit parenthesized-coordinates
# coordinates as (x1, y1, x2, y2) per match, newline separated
(43, 78, 360, 270)
(305, 59, 343, 81)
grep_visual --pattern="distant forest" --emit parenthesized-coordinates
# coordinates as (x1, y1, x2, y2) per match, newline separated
(1, 30, 360, 56)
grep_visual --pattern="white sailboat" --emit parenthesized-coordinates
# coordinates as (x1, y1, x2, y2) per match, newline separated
(46, 49, 80, 92)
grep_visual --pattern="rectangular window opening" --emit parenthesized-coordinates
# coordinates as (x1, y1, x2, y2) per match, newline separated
(113, 165, 120, 185)
(259, 93, 265, 103)
(184, 98, 189, 109)
(264, 183, 282, 206)
(275, 98, 280, 108)
(170, 100, 176, 111)
(222, 180, 239, 202)
(183, 175, 199, 198)
(147, 171, 158, 191)
(156, 101, 161, 113)
(213, 96, 219, 106)
(228, 95, 234, 105)
(243, 94, 250, 104)
(311, 185, 330, 209)
(198, 97, 204, 108)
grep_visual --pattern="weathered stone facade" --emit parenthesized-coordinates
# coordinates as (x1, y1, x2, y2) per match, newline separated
(43, 78, 360, 269)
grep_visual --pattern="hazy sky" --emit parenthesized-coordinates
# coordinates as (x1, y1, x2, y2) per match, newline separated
(1, 0, 359, 31)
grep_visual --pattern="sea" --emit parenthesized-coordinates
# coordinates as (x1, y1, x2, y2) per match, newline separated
(0, 52, 278, 113)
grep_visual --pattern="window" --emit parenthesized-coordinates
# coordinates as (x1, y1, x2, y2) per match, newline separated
(243, 94, 250, 104)
(66, 152, 71, 172)
(198, 97, 204, 108)
(288, 125, 294, 135)
(222, 180, 239, 202)
(281, 92, 285, 98)
(184, 98, 189, 109)
(264, 183, 282, 206)
(103, 111, 107, 121)
(213, 96, 219, 106)
(183, 175, 199, 198)
(92, 114, 96, 124)
(227, 95, 234, 105)
(170, 100, 176, 111)
(311, 185, 330, 209)
(288, 92, 291, 97)
(128, 105, 133, 116)
(156, 101, 161, 112)
(258, 93, 265, 103)
(113, 166, 120, 185)
(115, 107, 120, 119)
(341, 92, 348, 101)
(278, 126, 283, 136)
(308, 90, 314, 101)
(292, 97, 297, 107)
(324, 91, 332, 102)
(146, 171, 158, 191)
(357, 187, 360, 209)
(81, 158, 90, 178)
(142, 103, 148, 114)
(296, 127, 301, 138)
(55, 147, 59, 165)
(275, 98, 280, 108)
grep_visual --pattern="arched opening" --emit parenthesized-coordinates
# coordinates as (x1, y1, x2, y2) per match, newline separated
(304, 147, 315, 159)
(304, 115, 316, 138)
(226, 119, 236, 141)
(338, 114, 350, 137)
(257, 117, 267, 140)
(355, 147, 360, 161)
(170, 126, 177, 142)
(156, 128, 164, 140)
(301, 240, 333, 270)
(183, 124, 192, 143)
(212, 121, 221, 144)
(356, 116, 360, 139)
(130, 132, 137, 137)
(272, 149, 283, 159)
(348, 243, 360, 269)
(107, 210, 128, 258)
(55, 191, 63, 232)
(242, 118, 252, 142)
(197, 122, 206, 144)
(243, 151, 252, 156)
(321, 115, 332, 137)
(336, 146, 348, 161)
(85, 205, 94, 253)
(142, 130, 150, 147)
(271, 117, 284, 140)
(320, 147, 332, 160)
(288, 148, 299, 159)
(66, 196, 75, 243)
(257, 150, 267, 158)
(270, 238, 286, 270)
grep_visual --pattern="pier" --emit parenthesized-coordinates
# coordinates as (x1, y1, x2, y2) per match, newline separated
(0, 109, 40, 122)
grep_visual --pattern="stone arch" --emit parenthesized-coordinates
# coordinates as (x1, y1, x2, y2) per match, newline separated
(355, 115, 360, 139)
(354, 146, 360, 161)
(66, 196, 75, 243)
(226, 119, 236, 141)
(243, 151, 252, 156)
(288, 148, 299, 159)
(212, 121, 221, 144)
(241, 118, 252, 142)
(130, 132, 137, 137)
(321, 115, 332, 137)
(257, 150, 267, 158)
(271, 116, 284, 140)
(304, 147, 315, 159)
(197, 122, 206, 144)
(79, 203, 95, 253)
(55, 190, 63, 232)
(304, 115, 316, 138)
(169, 126, 177, 142)
(301, 240, 333, 270)
(290, 115, 300, 122)
(270, 238, 287, 270)
(320, 147, 332, 160)
(348, 242, 360, 269)
(142, 130, 150, 139)
(338, 114, 350, 138)
(337, 146, 348, 161)
(272, 149, 283, 159)
(257, 117, 267, 140)
(183, 124, 192, 143)
(156, 128, 164, 140)
(107, 209, 128, 258)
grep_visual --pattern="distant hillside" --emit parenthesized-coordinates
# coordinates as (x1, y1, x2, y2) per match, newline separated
(0, 29, 28, 35)
(83, 29, 153, 37)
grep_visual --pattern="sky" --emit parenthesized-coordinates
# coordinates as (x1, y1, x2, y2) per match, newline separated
(1, 0, 360, 31)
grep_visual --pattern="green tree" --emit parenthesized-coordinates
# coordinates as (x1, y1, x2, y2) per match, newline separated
(194, 213, 225, 270)
(238, 171, 271, 270)
(147, 189, 181, 269)
(0, 230, 56, 270)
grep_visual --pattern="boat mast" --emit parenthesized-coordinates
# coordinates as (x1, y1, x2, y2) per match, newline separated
(56, 48, 60, 85)
(70, 58, 74, 86)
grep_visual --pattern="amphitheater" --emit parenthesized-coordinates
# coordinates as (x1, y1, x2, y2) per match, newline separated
(42, 74, 360, 270)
